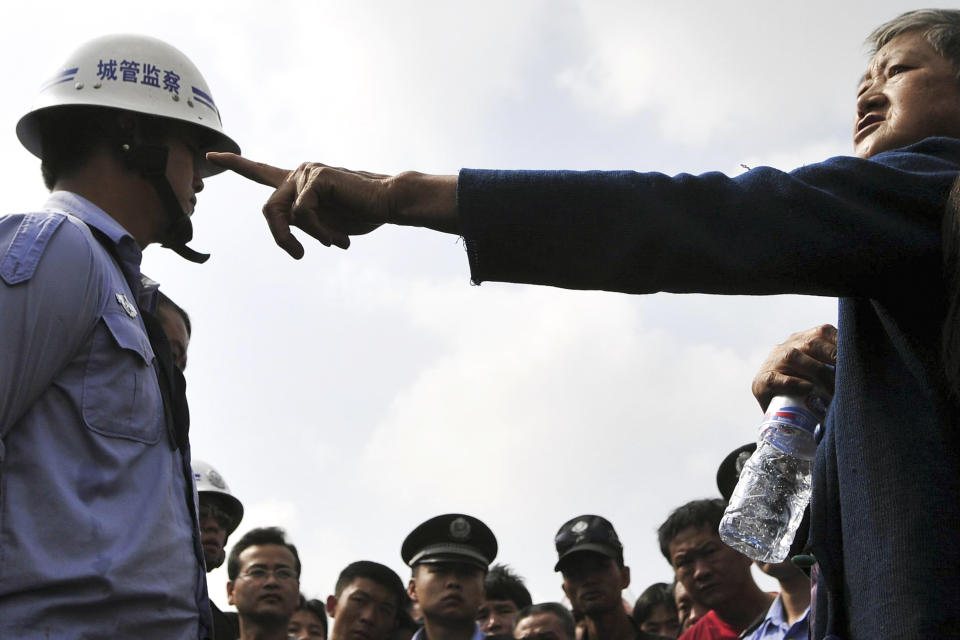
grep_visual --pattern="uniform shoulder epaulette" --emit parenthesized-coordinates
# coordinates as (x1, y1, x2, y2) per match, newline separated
(0, 212, 68, 285)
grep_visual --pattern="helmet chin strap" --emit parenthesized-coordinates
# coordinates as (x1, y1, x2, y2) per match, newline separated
(122, 143, 210, 264)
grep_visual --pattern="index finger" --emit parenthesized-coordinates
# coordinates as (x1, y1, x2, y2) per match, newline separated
(206, 152, 290, 188)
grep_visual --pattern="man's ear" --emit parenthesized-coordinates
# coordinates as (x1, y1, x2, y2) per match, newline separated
(407, 579, 418, 603)
(226, 580, 236, 606)
(620, 565, 631, 591)
(561, 579, 572, 603)
(326, 594, 339, 618)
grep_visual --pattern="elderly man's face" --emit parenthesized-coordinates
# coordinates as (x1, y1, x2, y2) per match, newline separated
(854, 30, 960, 158)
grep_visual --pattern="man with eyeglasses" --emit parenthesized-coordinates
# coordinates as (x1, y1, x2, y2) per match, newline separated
(193, 459, 245, 639)
(227, 527, 302, 640)
(401, 514, 497, 640)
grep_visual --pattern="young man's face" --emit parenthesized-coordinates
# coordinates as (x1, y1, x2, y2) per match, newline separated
(289, 608, 327, 640)
(408, 562, 485, 624)
(673, 580, 704, 634)
(227, 544, 300, 625)
(477, 598, 520, 635)
(559, 552, 629, 618)
(163, 133, 204, 217)
(854, 29, 960, 158)
(328, 577, 399, 640)
(514, 612, 572, 640)
(638, 603, 681, 639)
(667, 525, 752, 612)
(156, 302, 189, 372)
(142, 129, 205, 246)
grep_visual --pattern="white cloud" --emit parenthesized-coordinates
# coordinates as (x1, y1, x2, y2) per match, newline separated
(553, 1, 892, 151)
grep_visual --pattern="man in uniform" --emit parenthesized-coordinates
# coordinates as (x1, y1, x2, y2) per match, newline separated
(194, 459, 246, 639)
(0, 34, 239, 638)
(401, 514, 497, 640)
(554, 515, 661, 640)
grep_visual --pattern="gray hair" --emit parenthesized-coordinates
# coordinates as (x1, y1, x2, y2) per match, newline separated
(867, 9, 960, 78)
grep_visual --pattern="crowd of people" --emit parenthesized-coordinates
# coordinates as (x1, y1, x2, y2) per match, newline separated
(2, 7, 960, 640)
(195, 489, 808, 640)
(181, 285, 823, 640)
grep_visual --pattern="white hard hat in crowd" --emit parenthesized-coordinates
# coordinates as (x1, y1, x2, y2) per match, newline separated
(192, 459, 244, 534)
(16, 33, 240, 177)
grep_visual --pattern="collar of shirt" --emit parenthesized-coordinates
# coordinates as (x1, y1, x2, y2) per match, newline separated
(43, 191, 159, 309)
(750, 595, 809, 638)
(770, 595, 808, 627)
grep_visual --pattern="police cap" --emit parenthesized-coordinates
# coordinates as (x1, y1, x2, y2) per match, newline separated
(554, 515, 623, 572)
(401, 514, 497, 571)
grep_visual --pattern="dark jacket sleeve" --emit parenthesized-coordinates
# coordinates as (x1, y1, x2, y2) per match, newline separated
(459, 137, 960, 301)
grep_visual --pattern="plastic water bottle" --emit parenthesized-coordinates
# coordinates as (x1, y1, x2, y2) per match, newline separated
(719, 394, 828, 563)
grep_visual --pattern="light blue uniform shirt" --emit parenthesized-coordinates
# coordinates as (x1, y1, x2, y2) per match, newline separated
(742, 595, 809, 640)
(0, 192, 210, 639)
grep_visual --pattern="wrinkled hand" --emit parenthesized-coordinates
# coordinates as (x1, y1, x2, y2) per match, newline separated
(207, 153, 391, 258)
(752, 324, 838, 412)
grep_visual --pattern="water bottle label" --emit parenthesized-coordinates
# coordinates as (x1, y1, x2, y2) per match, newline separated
(762, 404, 819, 435)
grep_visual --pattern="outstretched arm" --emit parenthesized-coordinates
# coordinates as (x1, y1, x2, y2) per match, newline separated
(206, 153, 459, 258)
(751, 324, 838, 412)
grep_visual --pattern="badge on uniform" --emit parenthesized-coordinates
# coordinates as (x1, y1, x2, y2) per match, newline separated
(115, 292, 138, 318)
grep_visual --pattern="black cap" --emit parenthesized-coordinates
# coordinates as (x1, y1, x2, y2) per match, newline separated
(401, 514, 497, 571)
(554, 515, 623, 572)
(716, 442, 756, 502)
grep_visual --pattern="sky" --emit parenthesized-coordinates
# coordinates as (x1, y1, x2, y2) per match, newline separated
(0, 0, 925, 615)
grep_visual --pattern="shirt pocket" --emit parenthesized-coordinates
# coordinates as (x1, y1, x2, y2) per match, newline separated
(81, 310, 163, 444)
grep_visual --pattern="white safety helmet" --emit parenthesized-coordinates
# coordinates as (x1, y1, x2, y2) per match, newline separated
(16, 33, 240, 178)
(192, 459, 244, 535)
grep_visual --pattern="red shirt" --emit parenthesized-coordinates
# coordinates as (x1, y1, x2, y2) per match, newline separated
(678, 611, 740, 640)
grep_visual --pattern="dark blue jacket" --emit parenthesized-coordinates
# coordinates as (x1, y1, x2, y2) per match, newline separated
(458, 137, 960, 639)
